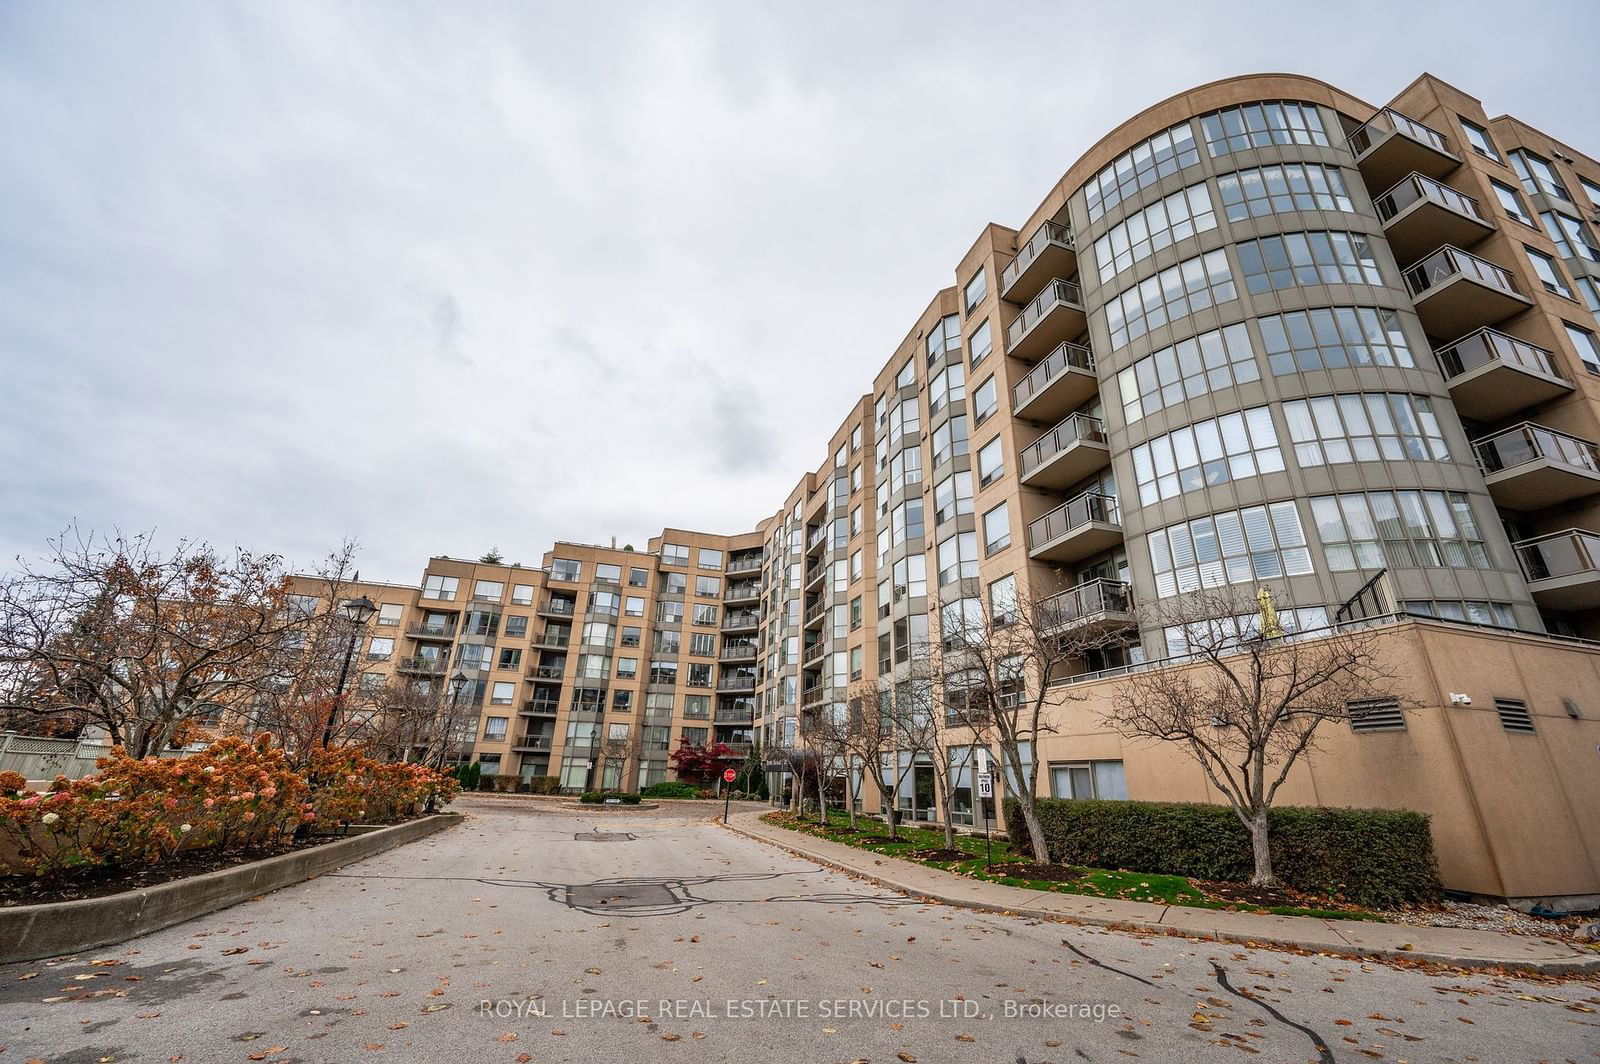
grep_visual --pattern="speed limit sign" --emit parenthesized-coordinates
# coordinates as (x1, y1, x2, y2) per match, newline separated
(976, 772, 993, 799)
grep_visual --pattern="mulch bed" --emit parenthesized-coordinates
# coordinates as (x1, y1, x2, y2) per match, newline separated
(985, 860, 1087, 883)
(1193, 877, 1363, 912)
(906, 848, 971, 862)
(0, 835, 345, 907)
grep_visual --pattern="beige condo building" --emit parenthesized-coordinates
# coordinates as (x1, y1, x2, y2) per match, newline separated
(302, 72, 1600, 904)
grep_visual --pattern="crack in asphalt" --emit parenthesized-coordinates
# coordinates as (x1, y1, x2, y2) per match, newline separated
(1211, 960, 1336, 1064)
(1060, 939, 1157, 987)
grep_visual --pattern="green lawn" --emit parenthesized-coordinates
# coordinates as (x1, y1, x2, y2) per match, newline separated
(763, 809, 1383, 922)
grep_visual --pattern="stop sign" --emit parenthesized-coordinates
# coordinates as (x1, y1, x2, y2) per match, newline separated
(723, 768, 737, 783)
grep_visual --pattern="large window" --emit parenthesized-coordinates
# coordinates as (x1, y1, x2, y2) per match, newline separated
(968, 319, 992, 366)
(1258, 306, 1414, 375)
(982, 503, 1011, 554)
(1402, 599, 1516, 626)
(1117, 322, 1258, 424)
(931, 414, 969, 467)
(1458, 117, 1499, 161)
(1130, 407, 1282, 505)
(1199, 101, 1328, 156)
(963, 269, 987, 313)
(1084, 119, 1201, 223)
(1283, 393, 1448, 466)
(1524, 245, 1572, 298)
(1490, 179, 1533, 226)
(926, 313, 960, 362)
(1092, 181, 1217, 284)
(936, 532, 979, 585)
(976, 436, 1004, 488)
(1509, 149, 1570, 202)
(421, 574, 458, 600)
(1104, 250, 1236, 350)
(1541, 211, 1600, 263)
(972, 375, 997, 425)
(660, 543, 690, 566)
(1050, 760, 1128, 800)
(929, 362, 965, 414)
(1235, 230, 1383, 293)
(1148, 502, 1312, 597)
(1315, 490, 1489, 573)
(1214, 162, 1353, 222)
(932, 471, 974, 525)
(1564, 322, 1600, 375)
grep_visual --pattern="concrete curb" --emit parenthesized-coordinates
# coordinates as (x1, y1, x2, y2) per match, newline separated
(1, 812, 463, 964)
(725, 813, 1600, 977)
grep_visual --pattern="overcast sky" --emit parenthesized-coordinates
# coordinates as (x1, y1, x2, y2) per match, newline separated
(2, 2, 1594, 584)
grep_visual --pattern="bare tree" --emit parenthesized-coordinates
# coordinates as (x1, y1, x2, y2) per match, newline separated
(839, 679, 921, 841)
(1103, 587, 1400, 887)
(362, 676, 476, 768)
(899, 655, 990, 851)
(804, 702, 856, 830)
(0, 528, 361, 759)
(929, 583, 1133, 863)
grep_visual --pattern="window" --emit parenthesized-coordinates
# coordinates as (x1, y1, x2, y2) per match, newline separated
(510, 583, 534, 605)
(893, 554, 928, 599)
(926, 313, 960, 362)
(1510, 149, 1569, 201)
(683, 695, 710, 719)
(589, 591, 621, 617)
(940, 597, 985, 647)
(963, 268, 987, 313)
(1581, 175, 1600, 209)
(1283, 393, 1447, 466)
(490, 682, 515, 706)
(621, 625, 641, 647)
(698, 547, 724, 570)
(929, 362, 965, 414)
(1104, 250, 1236, 350)
(614, 656, 637, 679)
(931, 415, 969, 467)
(483, 716, 509, 740)
(504, 615, 527, 638)
(1564, 323, 1600, 375)
(550, 558, 581, 582)
(849, 646, 864, 681)
(1401, 599, 1516, 627)
(1093, 181, 1218, 283)
(421, 574, 458, 600)
(590, 563, 618, 585)
(1577, 277, 1600, 315)
(648, 659, 678, 685)
(662, 571, 687, 594)
(933, 471, 974, 525)
(1200, 101, 1328, 156)
(624, 595, 645, 617)
(1495, 697, 1536, 734)
(1236, 230, 1383, 294)
(895, 358, 916, 390)
(660, 543, 690, 567)
(628, 567, 649, 587)
(983, 502, 1011, 554)
(1148, 502, 1312, 598)
(1049, 760, 1128, 800)
(976, 436, 1004, 488)
(471, 579, 503, 602)
(1487, 179, 1532, 226)
(367, 636, 394, 661)
(1258, 306, 1415, 375)
(968, 319, 992, 366)
(1131, 407, 1282, 504)
(1214, 162, 1353, 223)
(376, 602, 404, 626)
(686, 663, 712, 688)
(656, 600, 684, 624)
(1524, 245, 1573, 298)
(1541, 211, 1600, 263)
(989, 574, 1017, 626)
(1085, 120, 1200, 222)
(850, 596, 863, 629)
(692, 603, 719, 626)
(1162, 607, 1327, 658)
(1459, 117, 1498, 161)
(1117, 322, 1259, 423)
(851, 423, 862, 453)
(1311, 490, 1489, 571)
(497, 647, 522, 669)
(972, 375, 997, 424)
(581, 621, 614, 646)
(695, 575, 720, 597)
(937, 531, 979, 585)
(575, 653, 610, 680)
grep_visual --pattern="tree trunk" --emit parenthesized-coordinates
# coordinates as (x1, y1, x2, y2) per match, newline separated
(845, 759, 857, 830)
(1017, 794, 1050, 864)
(1247, 810, 1276, 887)
(815, 766, 827, 825)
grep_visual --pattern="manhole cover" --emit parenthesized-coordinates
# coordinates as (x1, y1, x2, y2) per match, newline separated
(568, 883, 678, 909)
(573, 831, 635, 843)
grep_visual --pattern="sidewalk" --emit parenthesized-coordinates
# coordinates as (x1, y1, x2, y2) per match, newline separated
(724, 810, 1600, 976)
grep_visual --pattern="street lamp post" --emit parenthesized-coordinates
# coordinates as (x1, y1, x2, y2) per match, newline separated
(426, 670, 469, 814)
(320, 595, 378, 749)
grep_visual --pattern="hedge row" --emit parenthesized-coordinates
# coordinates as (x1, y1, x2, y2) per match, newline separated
(579, 791, 642, 805)
(1004, 798, 1440, 908)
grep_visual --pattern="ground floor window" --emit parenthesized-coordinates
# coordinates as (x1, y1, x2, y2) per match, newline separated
(1048, 760, 1127, 800)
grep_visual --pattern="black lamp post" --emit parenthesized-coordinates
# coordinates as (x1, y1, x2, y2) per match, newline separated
(321, 595, 378, 749)
(425, 669, 469, 813)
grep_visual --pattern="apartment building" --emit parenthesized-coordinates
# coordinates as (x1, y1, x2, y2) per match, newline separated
(298, 73, 1600, 901)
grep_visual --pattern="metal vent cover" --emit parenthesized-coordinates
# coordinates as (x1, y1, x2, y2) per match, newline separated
(1494, 698, 1536, 734)
(1347, 697, 1405, 732)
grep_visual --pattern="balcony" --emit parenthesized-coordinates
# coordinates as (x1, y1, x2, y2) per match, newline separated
(1433, 328, 1573, 421)
(1012, 341, 1098, 424)
(727, 555, 764, 575)
(530, 664, 565, 680)
(724, 582, 761, 604)
(1514, 530, 1600, 610)
(521, 698, 560, 716)
(1374, 172, 1494, 264)
(396, 656, 447, 675)
(512, 735, 554, 752)
(804, 561, 827, 589)
(716, 673, 757, 693)
(406, 620, 456, 641)
(538, 598, 576, 618)
(1403, 246, 1531, 339)
(803, 598, 827, 628)
(1001, 219, 1076, 305)
(1027, 491, 1122, 564)
(1041, 579, 1136, 638)
(1005, 278, 1087, 361)
(719, 642, 758, 662)
(1019, 413, 1111, 489)
(714, 708, 755, 725)
(721, 610, 760, 633)
(802, 640, 827, 667)
(1346, 108, 1460, 190)
(1475, 423, 1600, 510)
(530, 631, 570, 649)
(801, 683, 828, 708)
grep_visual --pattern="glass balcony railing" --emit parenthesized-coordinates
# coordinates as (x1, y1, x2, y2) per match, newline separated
(1001, 220, 1074, 293)
(1434, 327, 1565, 381)
(1020, 413, 1107, 478)
(1013, 341, 1095, 410)
(1006, 278, 1083, 350)
(1374, 172, 1485, 224)
(1475, 423, 1600, 476)
(1348, 108, 1450, 157)
(1514, 530, 1600, 582)
(1027, 491, 1119, 549)
(1403, 245, 1521, 299)
(1041, 579, 1133, 629)
(406, 620, 456, 638)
